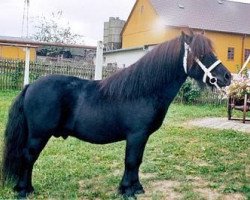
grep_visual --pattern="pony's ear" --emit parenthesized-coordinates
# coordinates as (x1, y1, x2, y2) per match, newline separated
(181, 28, 194, 44)
(201, 30, 205, 35)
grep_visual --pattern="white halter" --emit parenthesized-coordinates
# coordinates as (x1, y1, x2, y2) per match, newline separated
(183, 43, 221, 90)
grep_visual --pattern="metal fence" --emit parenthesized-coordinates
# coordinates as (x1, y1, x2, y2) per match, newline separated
(0, 59, 118, 90)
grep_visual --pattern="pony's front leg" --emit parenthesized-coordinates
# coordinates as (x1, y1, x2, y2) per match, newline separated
(119, 132, 149, 198)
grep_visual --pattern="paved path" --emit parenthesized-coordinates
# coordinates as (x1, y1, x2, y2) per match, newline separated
(187, 117, 250, 133)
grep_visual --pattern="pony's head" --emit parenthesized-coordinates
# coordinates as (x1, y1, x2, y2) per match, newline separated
(182, 31, 231, 89)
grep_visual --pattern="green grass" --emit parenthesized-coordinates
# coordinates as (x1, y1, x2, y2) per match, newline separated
(0, 91, 249, 199)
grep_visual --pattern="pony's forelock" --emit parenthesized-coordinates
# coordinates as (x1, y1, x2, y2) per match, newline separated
(190, 34, 214, 58)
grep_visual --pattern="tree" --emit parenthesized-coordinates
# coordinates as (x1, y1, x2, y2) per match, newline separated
(32, 11, 83, 44)
(32, 11, 84, 58)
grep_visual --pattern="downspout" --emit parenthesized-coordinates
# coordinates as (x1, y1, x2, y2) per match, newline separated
(241, 34, 246, 67)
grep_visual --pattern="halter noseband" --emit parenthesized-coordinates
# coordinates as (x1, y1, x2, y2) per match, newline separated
(183, 43, 221, 90)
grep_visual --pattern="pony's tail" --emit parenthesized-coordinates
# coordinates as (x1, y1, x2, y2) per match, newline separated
(1, 85, 29, 186)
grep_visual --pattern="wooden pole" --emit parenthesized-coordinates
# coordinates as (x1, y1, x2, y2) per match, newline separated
(238, 54, 250, 75)
(24, 46, 30, 86)
(94, 41, 103, 80)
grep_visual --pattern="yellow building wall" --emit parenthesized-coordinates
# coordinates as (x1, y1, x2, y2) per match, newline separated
(0, 45, 36, 61)
(122, 0, 250, 73)
(122, 0, 180, 47)
(206, 32, 246, 73)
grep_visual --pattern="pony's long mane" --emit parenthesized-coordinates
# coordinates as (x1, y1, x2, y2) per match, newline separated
(99, 37, 182, 100)
(99, 33, 214, 100)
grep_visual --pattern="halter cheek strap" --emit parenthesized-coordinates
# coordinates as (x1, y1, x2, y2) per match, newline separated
(183, 43, 222, 90)
(195, 59, 221, 84)
(183, 43, 190, 74)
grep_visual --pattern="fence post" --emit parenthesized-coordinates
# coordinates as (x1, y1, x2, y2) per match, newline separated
(95, 41, 103, 80)
(23, 46, 30, 86)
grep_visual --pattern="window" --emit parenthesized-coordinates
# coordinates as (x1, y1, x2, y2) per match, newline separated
(245, 49, 250, 61)
(227, 47, 234, 60)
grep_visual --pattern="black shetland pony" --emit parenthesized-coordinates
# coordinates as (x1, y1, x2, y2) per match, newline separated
(1, 31, 231, 198)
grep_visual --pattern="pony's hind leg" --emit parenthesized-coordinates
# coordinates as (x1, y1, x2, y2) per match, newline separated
(119, 132, 149, 198)
(14, 134, 50, 197)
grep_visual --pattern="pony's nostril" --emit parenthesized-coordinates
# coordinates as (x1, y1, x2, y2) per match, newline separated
(210, 77, 217, 84)
(224, 73, 231, 81)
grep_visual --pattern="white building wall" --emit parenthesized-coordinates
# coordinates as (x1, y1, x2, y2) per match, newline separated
(103, 46, 155, 68)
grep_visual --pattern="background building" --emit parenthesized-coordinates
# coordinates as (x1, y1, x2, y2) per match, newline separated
(0, 36, 96, 63)
(0, 36, 37, 61)
(103, 17, 126, 51)
(121, 0, 250, 73)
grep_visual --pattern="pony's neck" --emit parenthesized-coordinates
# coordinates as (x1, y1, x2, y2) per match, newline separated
(137, 40, 187, 98)
(99, 37, 187, 101)
(161, 69, 187, 102)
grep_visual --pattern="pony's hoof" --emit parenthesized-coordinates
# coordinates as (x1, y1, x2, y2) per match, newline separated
(133, 183, 145, 194)
(118, 186, 134, 196)
(118, 184, 143, 199)
(14, 186, 34, 199)
(123, 195, 137, 200)
(18, 190, 34, 199)
(134, 188, 145, 195)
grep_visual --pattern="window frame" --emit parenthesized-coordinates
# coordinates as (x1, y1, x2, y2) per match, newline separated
(227, 47, 235, 61)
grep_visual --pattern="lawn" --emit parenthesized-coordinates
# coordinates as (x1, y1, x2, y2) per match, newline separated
(0, 91, 249, 199)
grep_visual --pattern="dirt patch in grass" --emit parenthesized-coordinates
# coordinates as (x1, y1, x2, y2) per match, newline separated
(195, 188, 246, 200)
(138, 179, 182, 200)
(222, 193, 247, 200)
(190, 176, 246, 200)
(196, 188, 246, 200)
(138, 175, 246, 200)
(195, 188, 220, 199)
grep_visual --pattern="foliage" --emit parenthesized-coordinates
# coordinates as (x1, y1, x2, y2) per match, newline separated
(175, 78, 226, 105)
(10, 61, 24, 89)
(32, 11, 84, 56)
(0, 92, 249, 199)
(226, 76, 250, 100)
(176, 78, 202, 104)
(33, 11, 83, 44)
(0, 60, 24, 90)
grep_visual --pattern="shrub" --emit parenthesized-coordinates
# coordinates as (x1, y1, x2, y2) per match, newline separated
(175, 78, 225, 105)
(176, 78, 202, 104)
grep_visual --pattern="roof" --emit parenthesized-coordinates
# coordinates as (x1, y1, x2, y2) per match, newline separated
(149, 0, 250, 35)
(0, 36, 32, 42)
(0, 36, 38, 48)
(104, 44, 156, 54)
(0, 36, 96, 49)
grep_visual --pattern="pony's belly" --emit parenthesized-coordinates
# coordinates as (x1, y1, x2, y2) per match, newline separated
(71, 119, 125, 144)
(72, 130, 125, 144)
